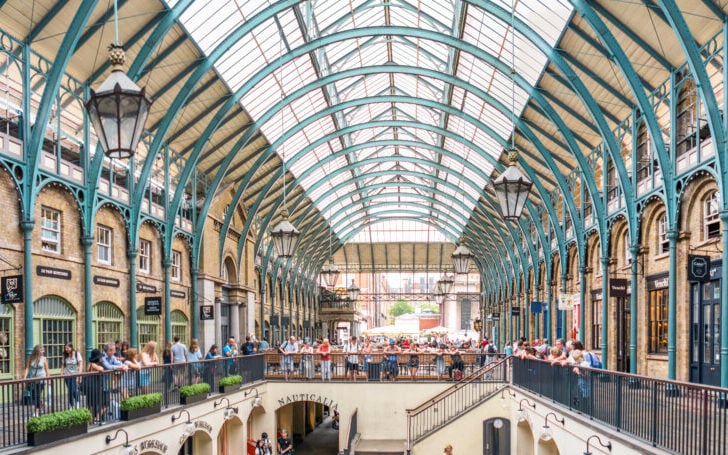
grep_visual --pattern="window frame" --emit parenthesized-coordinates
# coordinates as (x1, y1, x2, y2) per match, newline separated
(41, 206, 61, 254)
(658, 213, 669, 255)
(139, 239, 151, 274)
(648, 288, 669, 354)
(703, 192, 720, 241)
(97, 225, 112, 265)
(171, 250, 181, 281)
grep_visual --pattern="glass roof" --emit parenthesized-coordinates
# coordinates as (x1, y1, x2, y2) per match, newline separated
(166, 0, 572, 242)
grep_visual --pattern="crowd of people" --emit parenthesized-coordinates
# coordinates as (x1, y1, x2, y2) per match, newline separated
(20, 332, 600, 425)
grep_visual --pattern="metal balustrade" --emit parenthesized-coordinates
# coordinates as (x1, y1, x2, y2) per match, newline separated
(512, 357, 728, 455)
(262, 350, 500, 381)
(0, 355, 264, 449)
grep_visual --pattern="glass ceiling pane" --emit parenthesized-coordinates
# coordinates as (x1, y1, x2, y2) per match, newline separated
(349, 220, 451, 244)
(166, 0, 572, 239)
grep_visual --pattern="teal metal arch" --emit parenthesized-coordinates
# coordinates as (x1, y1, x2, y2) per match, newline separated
(149, 25, 597, 270)
(225, 96, 571, 277)
(657, 0, 728, 388)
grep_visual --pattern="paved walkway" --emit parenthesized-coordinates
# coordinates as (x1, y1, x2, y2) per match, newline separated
(294, 417, 340, 455)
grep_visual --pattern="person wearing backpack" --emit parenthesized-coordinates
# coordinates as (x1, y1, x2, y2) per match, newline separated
(585, 351, 602, 369)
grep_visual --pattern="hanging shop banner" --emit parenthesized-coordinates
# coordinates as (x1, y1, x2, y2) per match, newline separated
(571, 304, 580, 340)
(609, 279, 628, 298)
(557, 293, 578, 311)
(510, 307, 521, 316)
(1, 274, 23, 304)
(488, 312, 500, 321)
(530, 301, 543, 314)
(144, 296, 162, 315)
(199, 305, 214, 320)
(687, 255, 711, 282)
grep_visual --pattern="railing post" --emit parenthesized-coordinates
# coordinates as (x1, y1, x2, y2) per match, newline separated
(406, 410, 411, 455)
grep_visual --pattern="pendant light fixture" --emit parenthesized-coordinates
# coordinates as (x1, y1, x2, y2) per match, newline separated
(85, 0, 151, 160)
(493, 0, 532, 221)
(270, 39, 300, 258)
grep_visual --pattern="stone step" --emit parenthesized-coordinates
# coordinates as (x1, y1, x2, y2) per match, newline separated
(354, 438, 406, 455)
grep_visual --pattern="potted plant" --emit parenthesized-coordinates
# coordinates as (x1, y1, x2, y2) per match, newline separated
(180, 383, 210, 405)
(218, 375, 242, 393)
(120, 392, 162, 421)
(26, 408, 91, 446)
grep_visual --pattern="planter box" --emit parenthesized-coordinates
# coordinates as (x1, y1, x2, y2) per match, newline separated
(28, 423, 87, 446)
(219, 384, 240, 394)
(120, 403, 162, 421)
(180, 393, 207, 405)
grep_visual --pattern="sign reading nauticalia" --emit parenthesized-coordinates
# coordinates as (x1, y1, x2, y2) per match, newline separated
(277, 394, 338, 411)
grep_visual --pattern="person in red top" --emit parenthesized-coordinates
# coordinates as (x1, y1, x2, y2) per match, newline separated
(317, 338, 332, 381)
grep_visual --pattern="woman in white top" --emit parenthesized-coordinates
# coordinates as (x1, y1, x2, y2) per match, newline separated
(23, 345, 49, 415)
(140, 341, 159, 393)
(300, 340, 315, 380)
(62, 342, 83, 408)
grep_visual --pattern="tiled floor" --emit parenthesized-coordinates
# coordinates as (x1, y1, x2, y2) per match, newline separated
(294, 417, 340, 455)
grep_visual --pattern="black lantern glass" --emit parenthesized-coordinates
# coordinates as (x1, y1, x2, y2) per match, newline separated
(270, 209, 300, 258)
(493, 148, 532, 220)
(86, 45, 151, 159)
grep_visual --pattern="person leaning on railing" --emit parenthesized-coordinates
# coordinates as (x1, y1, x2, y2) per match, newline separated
(23, 344, 49, 416)
(139, 341, 159, 394)
(61, 341, 83, 409)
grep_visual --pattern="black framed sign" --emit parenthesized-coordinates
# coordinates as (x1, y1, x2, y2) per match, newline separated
(1, 275, 23, 304)
(687, 255, 711, 282)
(200, 305, 214, 320)
(144, 296, 162, 315)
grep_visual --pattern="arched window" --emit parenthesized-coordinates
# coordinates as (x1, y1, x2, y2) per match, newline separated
(704, 191, 720, 240)
(33, 296, 76, 371)
(171, 310, 189, 345)
(0, 304, 14, 379)
(136, 307, 160, 350)
(93, 301, 124, 351)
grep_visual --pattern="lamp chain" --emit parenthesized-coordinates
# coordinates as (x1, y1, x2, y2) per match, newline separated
(510, 0, 516, 150)
(113, 0, 119, 46)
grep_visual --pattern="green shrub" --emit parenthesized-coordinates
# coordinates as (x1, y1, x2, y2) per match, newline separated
(26, 408, 91, 433)
(120, 392, 162, 412)
(219, 375, 242, 387)
(179, 382, 210, 398)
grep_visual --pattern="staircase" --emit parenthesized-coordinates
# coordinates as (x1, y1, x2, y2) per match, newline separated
(405, 357, 510, 451)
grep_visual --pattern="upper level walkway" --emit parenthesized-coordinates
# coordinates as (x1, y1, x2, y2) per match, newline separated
(0, 353, 725, 454)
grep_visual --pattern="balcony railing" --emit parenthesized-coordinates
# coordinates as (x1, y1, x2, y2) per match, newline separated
(0, 354, 263, 449)
(513, 357, 728, 455)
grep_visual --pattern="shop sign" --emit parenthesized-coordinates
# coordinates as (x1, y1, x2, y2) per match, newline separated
(93, 275, 119, 287)
(170, 289, 186, 299)
(36, 265, 71, 280)
(687, 255, 711, 282)
(137, 282, 157, 293)
(144, 296, 162, 315)
(646, 272, 669, 291)
(1, 275, 23, 303)
(200, 305, 214, 320)
(590, 289, 603, 301)
(609, 279, 628, 298)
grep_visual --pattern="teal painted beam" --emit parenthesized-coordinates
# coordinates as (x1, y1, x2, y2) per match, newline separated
(658, 0, 727, 385)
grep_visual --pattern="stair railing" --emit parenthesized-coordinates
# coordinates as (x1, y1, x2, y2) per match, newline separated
(405, 356, 510, 452)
